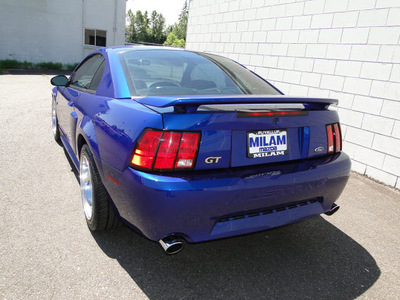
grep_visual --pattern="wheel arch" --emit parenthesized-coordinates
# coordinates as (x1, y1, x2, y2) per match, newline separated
(75, 116, 103, 181)
(76, 116, 100, 159)
(77, 134, 88, 160)
(76, 132, 110, 198)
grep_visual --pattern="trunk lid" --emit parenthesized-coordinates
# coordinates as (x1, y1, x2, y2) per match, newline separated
(135, 95, 340, 170)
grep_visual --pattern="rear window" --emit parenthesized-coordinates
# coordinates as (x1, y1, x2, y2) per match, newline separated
(119, 49, 280, 97)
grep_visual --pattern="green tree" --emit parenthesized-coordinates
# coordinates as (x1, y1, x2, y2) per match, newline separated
(176, 0, 188, 40)
(164, 1, 188, 47)
(149, 11, 167, 44)
(126, 9, 167, 44)
(126, 10, 149, 42)
(163, 32, 185, 48)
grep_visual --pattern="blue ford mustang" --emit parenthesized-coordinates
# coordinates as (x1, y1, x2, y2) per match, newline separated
(51, 46, 351, 254)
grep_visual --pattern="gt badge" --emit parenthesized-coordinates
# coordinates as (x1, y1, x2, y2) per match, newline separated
(205, 157, 222, 164)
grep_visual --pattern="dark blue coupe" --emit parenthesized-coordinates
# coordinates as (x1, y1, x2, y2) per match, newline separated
(51, 46, 351, 254)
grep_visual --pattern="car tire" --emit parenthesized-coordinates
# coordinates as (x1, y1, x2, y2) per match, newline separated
(52, 99, 61, 143)
(79, 144, 120, 231)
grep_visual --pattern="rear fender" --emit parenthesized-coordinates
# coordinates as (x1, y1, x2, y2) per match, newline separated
(91, 99, 164, 172)
(76, 116, 99, 162)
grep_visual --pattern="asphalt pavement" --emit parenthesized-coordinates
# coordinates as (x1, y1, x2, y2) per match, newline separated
(0, 74, 399, 299)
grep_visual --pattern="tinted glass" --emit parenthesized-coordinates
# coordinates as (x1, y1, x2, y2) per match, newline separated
(89, 60, 105, 91)
(200, 53, 280, 95)
(71, 54, 105, 90)
(119, 49, 280, 97)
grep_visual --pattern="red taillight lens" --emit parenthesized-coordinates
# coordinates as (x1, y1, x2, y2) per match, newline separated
(238, 111, 308, 118)
(131, 129, 200, 171)
(333, 123, 342, 152)
(131, 130, 162, 169)
(326, 125, 334, 153)
(175, 133, 200, 169)
(326, 123, 342, 154)
(154, 132, 181, 170)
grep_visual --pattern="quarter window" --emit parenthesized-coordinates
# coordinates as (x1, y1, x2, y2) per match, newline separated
(85, 29, 107, 47)
(89, 60, 105, 91)
(70, 54, 105, 91)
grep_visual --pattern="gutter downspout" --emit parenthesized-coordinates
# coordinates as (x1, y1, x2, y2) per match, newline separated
(113, 0, 117, 45)
(82, 0, 85, 58)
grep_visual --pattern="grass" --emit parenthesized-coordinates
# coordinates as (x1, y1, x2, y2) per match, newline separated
(35, 62, 63, 70)
(0, 59, 79, 73)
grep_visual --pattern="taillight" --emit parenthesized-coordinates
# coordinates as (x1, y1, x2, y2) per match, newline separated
(131, 129, 200, 171)
(175, 133, 200, 169)
(153, 132, 181, 169)
(326, 123, 342, 154)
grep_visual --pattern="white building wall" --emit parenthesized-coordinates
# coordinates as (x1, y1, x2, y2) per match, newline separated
(186, 0, 400, 189)
(0, 0, 126, 64)
(82, 0, 126, 58)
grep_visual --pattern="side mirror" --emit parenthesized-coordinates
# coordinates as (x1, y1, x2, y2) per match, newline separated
(51, 75, 69, 86)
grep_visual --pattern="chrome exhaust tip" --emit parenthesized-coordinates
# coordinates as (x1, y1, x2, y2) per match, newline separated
(159, 236, 183, 255)
(325, 203, 340, 216)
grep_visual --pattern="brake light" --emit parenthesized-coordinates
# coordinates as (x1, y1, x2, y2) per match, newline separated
(333, 123, 342, 152)
(131, 130, 162, 169)
(175, 133, 200, 169)
(326, 125, 334, 153)
(237, 111, 308, 118)
(153, 132, 181, 169)
(131, 129, 200, 171)
(326, 123, 342, 154)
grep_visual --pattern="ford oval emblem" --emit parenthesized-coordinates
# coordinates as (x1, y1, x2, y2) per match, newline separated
(314, 146, 324, 153)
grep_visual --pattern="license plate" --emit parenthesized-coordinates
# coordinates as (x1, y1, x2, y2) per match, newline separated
(247, 129, 288, 158)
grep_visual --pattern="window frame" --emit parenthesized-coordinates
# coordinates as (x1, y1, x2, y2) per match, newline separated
(84, 28, 107, 47)
(69, 54, 105, 94)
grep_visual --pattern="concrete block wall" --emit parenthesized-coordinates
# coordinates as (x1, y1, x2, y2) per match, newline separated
(186, 0, 400, 189)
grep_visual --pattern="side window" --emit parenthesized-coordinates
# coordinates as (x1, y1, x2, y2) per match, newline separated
(89, 60, 105, 91)
(70, 55, 105, 91)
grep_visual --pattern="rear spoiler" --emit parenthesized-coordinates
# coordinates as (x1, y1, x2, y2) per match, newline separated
(135, 95, 338, 113)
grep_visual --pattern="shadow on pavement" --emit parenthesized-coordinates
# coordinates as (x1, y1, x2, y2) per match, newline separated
(62, 146, 79, 181)
(60, 142, 379, 298)
(91, 216, 380, 299)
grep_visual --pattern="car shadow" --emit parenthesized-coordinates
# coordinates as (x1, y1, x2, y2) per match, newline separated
(91, 216, 380, 299)
(62, 146, 79, 181)
(60, 145, 380, 298)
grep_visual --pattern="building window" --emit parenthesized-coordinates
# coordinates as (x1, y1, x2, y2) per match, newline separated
(84, 29, 106, 47)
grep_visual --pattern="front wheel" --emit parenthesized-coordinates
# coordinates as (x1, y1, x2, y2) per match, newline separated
(79, 144, 120, 231)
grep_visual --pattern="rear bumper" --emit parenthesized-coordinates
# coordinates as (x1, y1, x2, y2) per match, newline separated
(99, 152, 351, 243)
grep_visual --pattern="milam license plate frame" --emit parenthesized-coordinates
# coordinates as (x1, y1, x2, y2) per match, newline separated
(247, 129, 288, 158)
